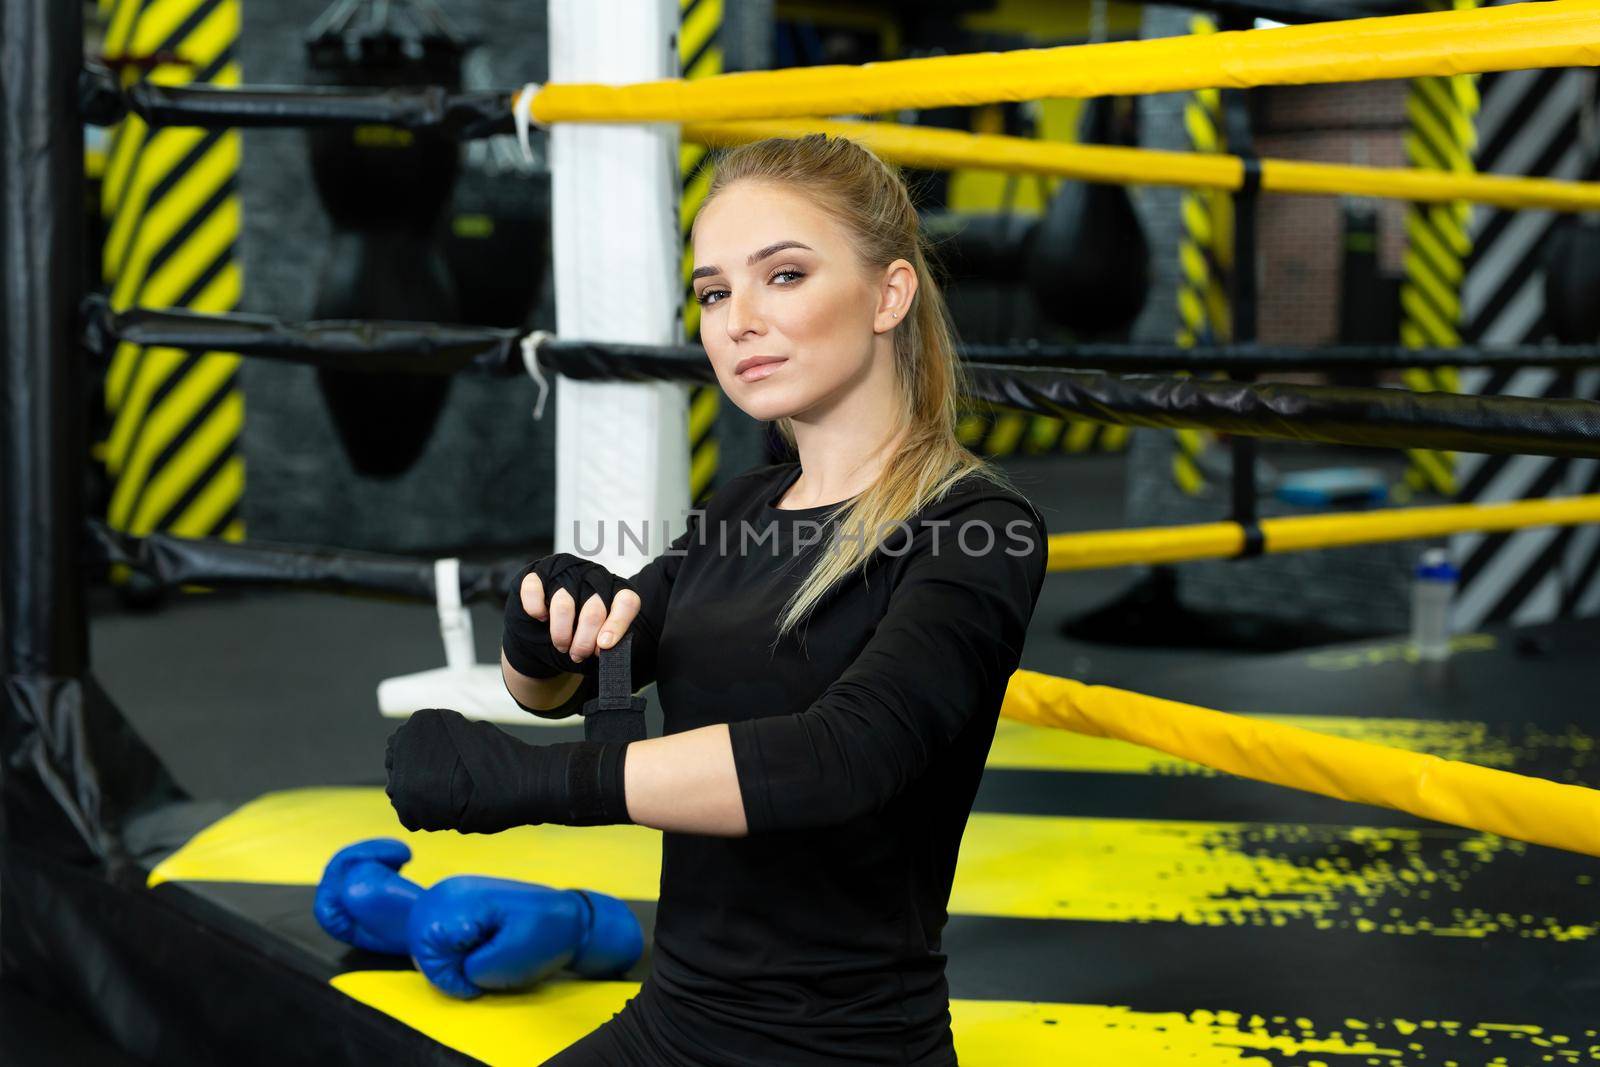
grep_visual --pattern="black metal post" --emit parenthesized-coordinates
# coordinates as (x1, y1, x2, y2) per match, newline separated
(1, 0, 88, 680)
(1222, 75, 1260, 531)
(714, 0, 781, 475)
(1, 0, 182, 880)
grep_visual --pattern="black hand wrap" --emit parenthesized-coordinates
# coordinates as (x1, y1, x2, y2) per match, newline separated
(503, 553, 637, 680)
(384, 708, 631, 834)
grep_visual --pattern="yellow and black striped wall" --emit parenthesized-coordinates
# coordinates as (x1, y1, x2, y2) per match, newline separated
(1399, 0, 1480, 500)
(98, 0, 246, 547)
(1169, 13, 1230, 497)
(680, 0, 724, 506)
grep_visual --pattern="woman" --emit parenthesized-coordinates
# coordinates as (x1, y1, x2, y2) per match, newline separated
(385, 133, 1049, 1066)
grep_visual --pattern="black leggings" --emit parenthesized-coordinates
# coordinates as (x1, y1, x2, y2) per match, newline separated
(539, 984, 961, 1067)
(538, 998, 667, 1067)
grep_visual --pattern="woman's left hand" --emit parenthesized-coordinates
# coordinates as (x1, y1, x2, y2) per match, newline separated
(385, 708, 632, 834)
(385, 708, 475, 832)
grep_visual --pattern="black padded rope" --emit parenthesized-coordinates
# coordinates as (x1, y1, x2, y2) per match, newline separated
(87, 520, 528, 603)
(958, 366, 1600, 460)
(77, 302, 1600, 459)
(79, 65, 514, 139)
(84, 299, 1600, 374)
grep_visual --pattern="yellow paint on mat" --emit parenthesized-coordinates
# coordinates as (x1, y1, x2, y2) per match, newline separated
(327, 972, 1355, 1066)
(146, 787, 664, 897)
(949, 1001, 1400, 1066)
(334, 971, 1597, 1066)
(333, 973, 635, 1066)
(1302, 632, 1495, 671)
(148, 789, 1600, 941)
(956, 813, 1496, 930)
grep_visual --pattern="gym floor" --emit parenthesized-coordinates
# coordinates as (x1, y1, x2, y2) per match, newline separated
(8, 451, 1598, 1065)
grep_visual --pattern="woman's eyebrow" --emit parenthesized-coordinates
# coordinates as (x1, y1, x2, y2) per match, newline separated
(691, 240, 814, 281)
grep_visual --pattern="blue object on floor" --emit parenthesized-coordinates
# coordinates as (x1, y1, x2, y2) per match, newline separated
(1274, 467, 1389, 508)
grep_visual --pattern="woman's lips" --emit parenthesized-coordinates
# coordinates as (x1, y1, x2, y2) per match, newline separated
(736, 359, 786, 383)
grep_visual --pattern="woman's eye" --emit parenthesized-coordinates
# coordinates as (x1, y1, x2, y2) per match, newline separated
(698, 270, 802, 307)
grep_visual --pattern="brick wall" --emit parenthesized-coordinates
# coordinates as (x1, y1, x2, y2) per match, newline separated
(1253, 81, 1410, 345)
(1125, 13, 1426, 636)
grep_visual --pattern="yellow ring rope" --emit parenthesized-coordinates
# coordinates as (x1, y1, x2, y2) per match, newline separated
(1003, 669, 1600, 860)
(522, 2, 1600, 124)
(1047, 494, 1600, 571)
(685, 118, 1600, 214)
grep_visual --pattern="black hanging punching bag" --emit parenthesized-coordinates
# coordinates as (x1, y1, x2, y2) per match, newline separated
(1025, 96, 1151, 336)
(305, 0, 467, 477)
(922, 210, 1035, 285)
(1543, 216, 1600, 344)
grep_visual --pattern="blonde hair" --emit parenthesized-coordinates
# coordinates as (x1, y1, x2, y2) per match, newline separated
(691, 133, 1021, 643)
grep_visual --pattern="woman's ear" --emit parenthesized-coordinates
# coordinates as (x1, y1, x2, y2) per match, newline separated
(874, 259, 918, 333)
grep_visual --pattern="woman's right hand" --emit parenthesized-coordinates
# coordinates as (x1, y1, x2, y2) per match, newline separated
(502, 554, 643, 680)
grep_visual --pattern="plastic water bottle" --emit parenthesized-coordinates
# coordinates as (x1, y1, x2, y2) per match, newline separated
(1411, 549, 1458, 662)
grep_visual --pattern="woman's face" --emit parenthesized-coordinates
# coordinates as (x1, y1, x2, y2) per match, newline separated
(692, 180, 899, 422)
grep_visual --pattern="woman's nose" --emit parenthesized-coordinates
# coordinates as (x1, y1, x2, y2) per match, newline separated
(724, 291, 763, 339)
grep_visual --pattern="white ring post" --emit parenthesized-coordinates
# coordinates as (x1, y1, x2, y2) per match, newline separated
(549, 0, 691, 573)
(432, 558, 475, 671)
(376, 3, 685, 726)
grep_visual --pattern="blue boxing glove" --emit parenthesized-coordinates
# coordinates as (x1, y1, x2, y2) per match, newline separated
(314, 838, 424, 956)
(406, 876, 644, 1000)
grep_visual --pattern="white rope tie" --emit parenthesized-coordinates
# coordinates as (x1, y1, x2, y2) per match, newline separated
(513, 82, 545, 166)
(520, 329, 553, 421)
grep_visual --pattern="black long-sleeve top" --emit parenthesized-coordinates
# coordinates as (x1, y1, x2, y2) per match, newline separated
(553, 460, 1047, 1066)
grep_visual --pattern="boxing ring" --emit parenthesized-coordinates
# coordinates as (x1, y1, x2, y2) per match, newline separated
(9, 0, 1600, 1063)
